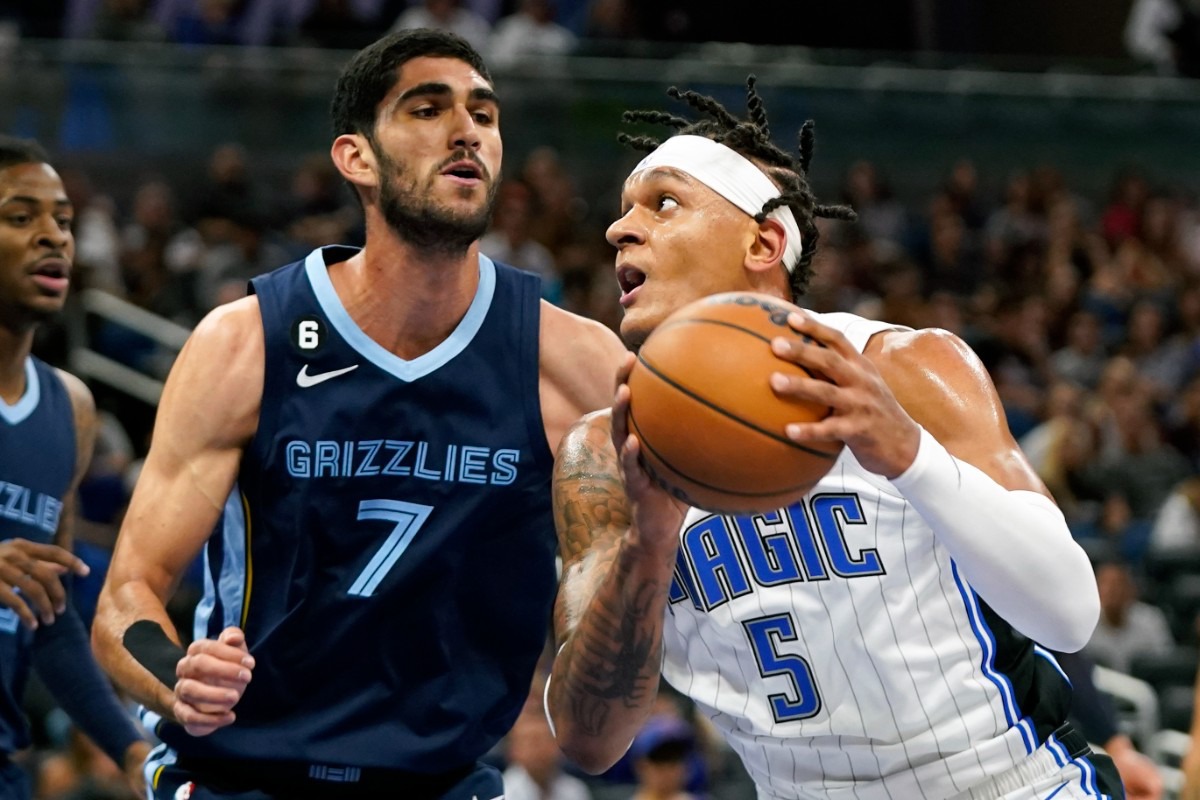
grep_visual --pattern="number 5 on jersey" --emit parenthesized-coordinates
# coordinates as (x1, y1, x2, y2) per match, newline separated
(743, 614, 822, 722)
(347, 499, 433, 597)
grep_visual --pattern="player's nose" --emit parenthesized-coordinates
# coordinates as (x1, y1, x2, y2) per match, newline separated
(34, 217, 70, 250)
(606, 209, 645, 249)
(448, 106, 482, 151)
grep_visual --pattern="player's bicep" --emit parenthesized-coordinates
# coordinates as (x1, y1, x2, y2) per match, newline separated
(109, 301, 262, 599)
(552, 411, 631, 640)
(873, 328, 1048, 494)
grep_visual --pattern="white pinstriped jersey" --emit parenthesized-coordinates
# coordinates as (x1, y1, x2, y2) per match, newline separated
(659, 312, 1089, 800)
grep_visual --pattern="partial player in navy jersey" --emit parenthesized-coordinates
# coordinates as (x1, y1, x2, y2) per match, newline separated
(546, 80, 1128, 799)
(0, 136, 149, 798)
(91, 29, 626, 800)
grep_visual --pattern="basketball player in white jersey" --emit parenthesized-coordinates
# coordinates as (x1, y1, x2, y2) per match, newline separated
(545, 78, 1127, 799)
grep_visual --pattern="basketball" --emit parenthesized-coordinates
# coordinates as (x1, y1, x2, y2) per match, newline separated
(626, 291, 843, 514)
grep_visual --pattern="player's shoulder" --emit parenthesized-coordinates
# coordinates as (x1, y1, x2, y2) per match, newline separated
(540, 300, 623, 348)
(185, 295, 265, 358)
(51, 366, 95, 425)
(538, 301, 627, 394)
(171, 296, 266, 403)
(870, 325, 1001, 420)
(50, 366, 93, 409)
(162, 296, 264, 443)
(193, 294, 263, 336)
(869, 325, 981, 372)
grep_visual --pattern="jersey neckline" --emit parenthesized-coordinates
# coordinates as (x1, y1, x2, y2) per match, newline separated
(0, 359, 40, 426)
(303, 246, 497, 383)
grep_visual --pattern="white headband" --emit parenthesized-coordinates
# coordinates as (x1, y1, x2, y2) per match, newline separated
(630, 135, 804, 273)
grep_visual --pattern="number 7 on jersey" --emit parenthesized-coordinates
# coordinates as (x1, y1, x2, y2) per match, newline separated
(347, 499, 433, 597)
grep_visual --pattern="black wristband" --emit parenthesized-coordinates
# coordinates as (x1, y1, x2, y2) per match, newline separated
(122, 620, 185, 688)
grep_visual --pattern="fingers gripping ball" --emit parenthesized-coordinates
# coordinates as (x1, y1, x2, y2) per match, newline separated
(626, 292, 843, 514)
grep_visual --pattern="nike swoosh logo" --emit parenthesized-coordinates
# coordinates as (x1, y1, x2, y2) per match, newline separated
(296, 364, 359, 388)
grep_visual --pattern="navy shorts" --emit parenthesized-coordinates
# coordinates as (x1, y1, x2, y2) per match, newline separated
(145, 745, 504, 800)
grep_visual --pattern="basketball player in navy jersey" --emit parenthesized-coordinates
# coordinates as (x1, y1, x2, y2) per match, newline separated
(0, 136, 149, 798)
(91, 29, 626, 800)
(546, 80, 1128, 799)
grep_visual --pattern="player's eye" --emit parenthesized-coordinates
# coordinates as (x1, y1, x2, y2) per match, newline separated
(657, 195, 679, 211)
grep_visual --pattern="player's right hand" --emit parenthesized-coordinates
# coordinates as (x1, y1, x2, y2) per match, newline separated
(0, 538, 89, 629)
(611, 353, 685, 552)
(174, 626, 254, 736)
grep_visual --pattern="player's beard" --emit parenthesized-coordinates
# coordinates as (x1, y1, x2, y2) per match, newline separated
(377, 148, 498, 258)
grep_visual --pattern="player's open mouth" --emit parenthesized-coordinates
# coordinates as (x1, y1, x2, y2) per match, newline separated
(617, 266, 645, 294)
(441, 160, 483, 182)
(29, 258, 70, 294)
(617, 265, 646, 307)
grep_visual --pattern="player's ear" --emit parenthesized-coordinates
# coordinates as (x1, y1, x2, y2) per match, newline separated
(331, 133, 379, 192)
(745, 216, 788, 277)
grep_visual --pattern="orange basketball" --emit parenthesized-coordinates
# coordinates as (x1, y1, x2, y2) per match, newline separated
(626, 291, 843, 514)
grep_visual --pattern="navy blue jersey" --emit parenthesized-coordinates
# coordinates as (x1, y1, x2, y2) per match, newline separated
(157, 247, 557, 772)
(0, 357, 75, 754)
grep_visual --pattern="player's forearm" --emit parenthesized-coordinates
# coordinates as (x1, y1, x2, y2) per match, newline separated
(549, 535, 675, 774)
(92, 579, 181, 720)
(35, 605, 144, 766)
(891, 427, 1099, 651)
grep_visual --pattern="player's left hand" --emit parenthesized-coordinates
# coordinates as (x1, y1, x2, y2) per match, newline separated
(121, 740, 151, 797)
(173, 626, 254, 736)
(768, 311, 921, 479)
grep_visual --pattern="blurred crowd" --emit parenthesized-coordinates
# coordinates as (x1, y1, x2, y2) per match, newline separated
(3, 0, 695, 63)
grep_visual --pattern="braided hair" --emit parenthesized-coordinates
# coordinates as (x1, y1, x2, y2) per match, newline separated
(620, 75, 856, 300)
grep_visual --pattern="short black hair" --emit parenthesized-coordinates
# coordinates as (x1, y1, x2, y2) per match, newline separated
(330, 28, 493, 146)
(619, 76, 856, 301)
(0, 135, 50, 173)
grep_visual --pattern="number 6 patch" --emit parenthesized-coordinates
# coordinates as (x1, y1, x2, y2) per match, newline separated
(291, 315, 326, 353)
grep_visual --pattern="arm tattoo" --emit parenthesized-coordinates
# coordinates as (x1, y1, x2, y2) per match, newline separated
(563, 545, 663, 735)
(552, 417, 671, 737)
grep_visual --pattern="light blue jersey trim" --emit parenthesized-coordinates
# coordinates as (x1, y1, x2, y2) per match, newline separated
(194, 487, 248, 642)
(0, 359, 40, 425)
(303, 246, 497, 383)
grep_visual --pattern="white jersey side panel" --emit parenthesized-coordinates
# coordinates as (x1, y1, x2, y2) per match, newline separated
(659, 312, 1044, 800)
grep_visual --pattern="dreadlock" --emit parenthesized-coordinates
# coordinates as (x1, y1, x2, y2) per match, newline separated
(619, 75, 856, 300)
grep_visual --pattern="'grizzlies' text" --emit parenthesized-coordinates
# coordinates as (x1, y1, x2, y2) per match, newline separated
(0, 481, 63, 535)
(284, 440, 520, 485)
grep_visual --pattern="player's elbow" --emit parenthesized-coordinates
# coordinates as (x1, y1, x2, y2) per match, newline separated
(555, 726, 628, 775)
(89, 594, 117, 667)
(1033, 571, 1100, 653)
(547, 701, 632, 774)
(1047, 585, 1100, 653)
